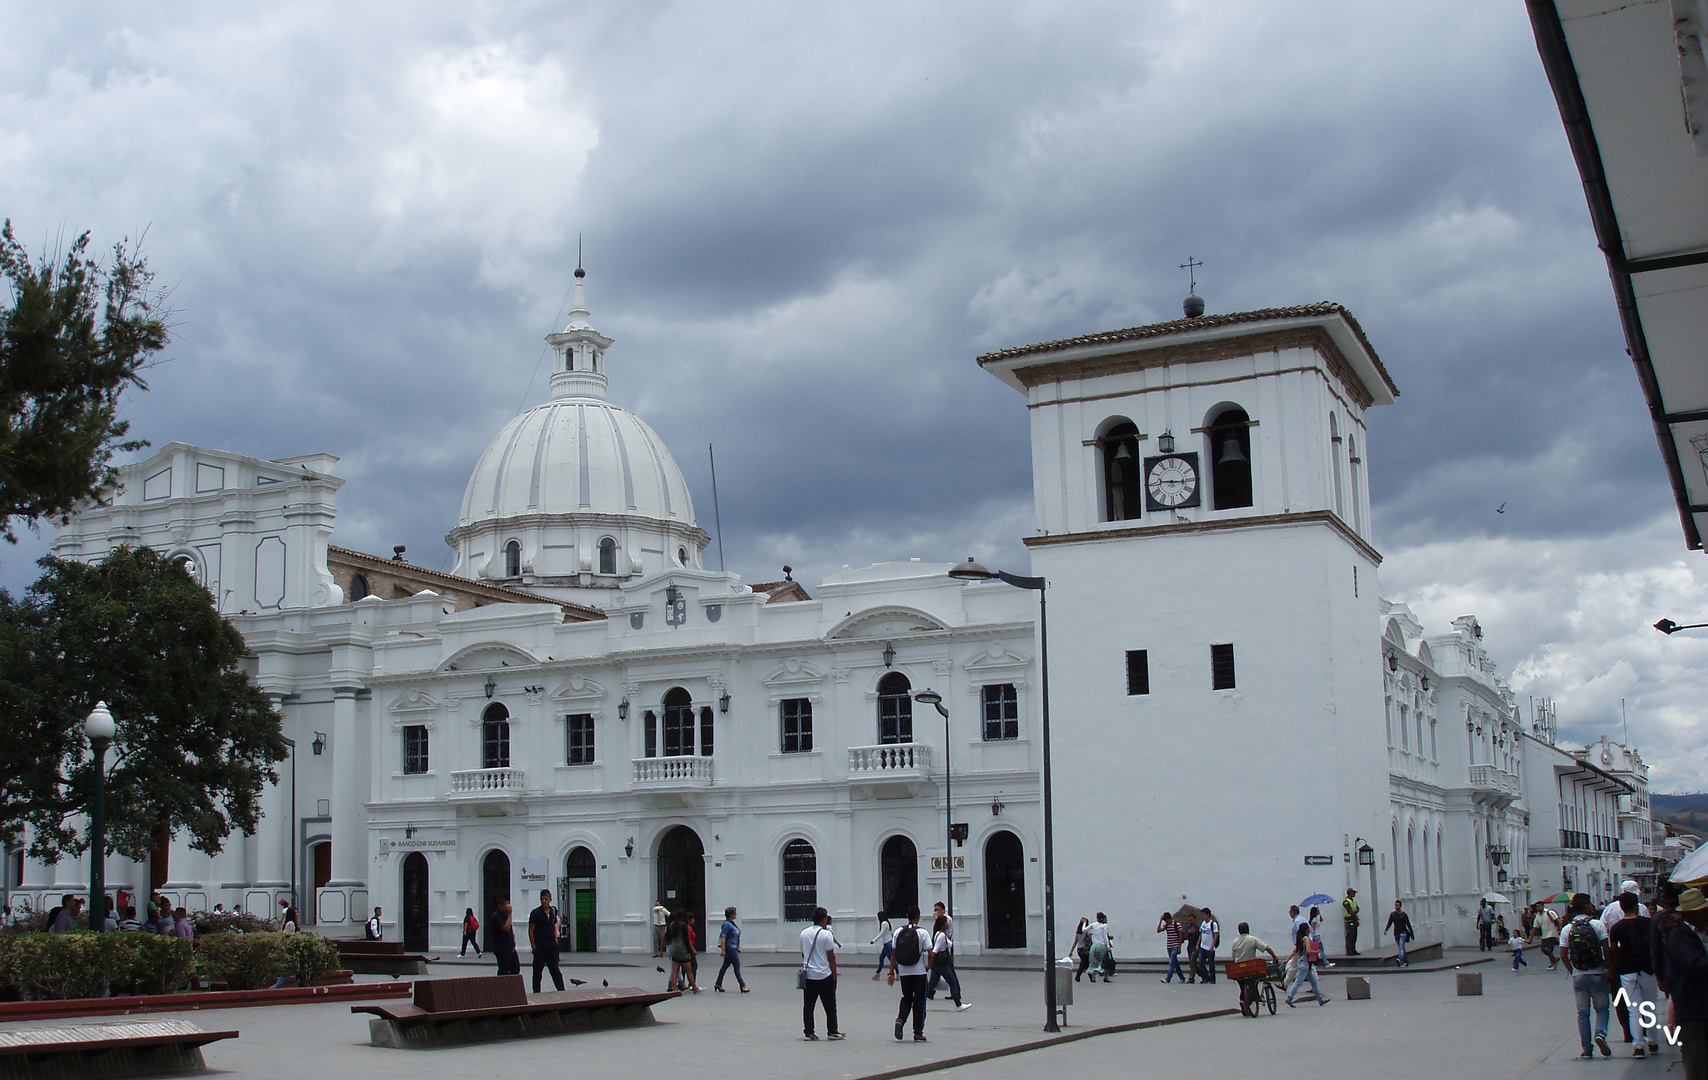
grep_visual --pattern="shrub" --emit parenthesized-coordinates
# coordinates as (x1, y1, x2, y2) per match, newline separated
(279, 933, 341, 986)
(0, 931, 195, 1000)
(190, 910, 275, 937)
(197, 931, 290, 991)
(108, 933, 194, 995)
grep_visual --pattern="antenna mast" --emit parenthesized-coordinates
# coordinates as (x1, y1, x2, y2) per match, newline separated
(708, 444, 726, 573)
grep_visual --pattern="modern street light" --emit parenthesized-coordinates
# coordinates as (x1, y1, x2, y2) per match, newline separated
(1654, 618, 1708, 634)
(913, 688, 953, 921)
(84, 702, 117, 932)
(946, 557, 1060, 1033)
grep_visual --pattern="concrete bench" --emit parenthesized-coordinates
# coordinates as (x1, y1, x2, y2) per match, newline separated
(336, 940, 431, 976)
(0, 1018, 236, 1078)
(352, 975, 677, 1049)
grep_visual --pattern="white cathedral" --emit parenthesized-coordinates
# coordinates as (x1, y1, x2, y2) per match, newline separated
(20, 271, 1633, 956)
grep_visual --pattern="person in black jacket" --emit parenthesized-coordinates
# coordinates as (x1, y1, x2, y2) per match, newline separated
(1666, 887, 1708, 1080)
(1385, 901, 1415, 967)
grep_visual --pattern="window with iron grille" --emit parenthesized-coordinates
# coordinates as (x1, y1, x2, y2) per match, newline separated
(402, 725, 429, 774)
(481, 704, 510, 769)
(699, 706, 714, 757)
(877, 671, 913, 744)
(663, 688, 693, 756)
(644, 710, 657, 758)
(1126, 650, 1150, 695)
(1211, 643, 1236, 690)
(982, 684, 1019, 741)
(782, 839, 818, 921)
(781, 698, 813, 753)
(565, 714, 595, 765)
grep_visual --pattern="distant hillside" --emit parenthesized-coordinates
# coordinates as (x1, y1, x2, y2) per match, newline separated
(1653, 793, 1708, 814)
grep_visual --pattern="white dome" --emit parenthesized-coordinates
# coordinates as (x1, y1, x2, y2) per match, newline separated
(459, 399, 696, 528)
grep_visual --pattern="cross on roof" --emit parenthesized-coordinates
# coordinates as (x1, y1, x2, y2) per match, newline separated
(1179, 256, 1203, 293)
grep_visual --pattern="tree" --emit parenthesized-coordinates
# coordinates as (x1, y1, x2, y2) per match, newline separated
(0, 546, 287, 867)
(0, 220, 166, 544)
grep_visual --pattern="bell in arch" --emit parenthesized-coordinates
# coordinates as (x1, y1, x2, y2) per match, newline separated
(1219, 437, 1247, 465)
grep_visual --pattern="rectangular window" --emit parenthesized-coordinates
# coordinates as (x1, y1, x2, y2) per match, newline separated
(1125, 650, 1150, 696)
(1398, 704, 1409, 750)
(644, 711, 657, 758)
(781, 699, 813, 753)
(566, 713, 595, 765)
(699, 707, 714, 757)
(982, 684, 1019, 741)
(1211, 643, 1236, 690)
(402, 725, 429, 774)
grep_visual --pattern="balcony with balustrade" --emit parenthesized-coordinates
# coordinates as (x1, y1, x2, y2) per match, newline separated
(448, 767, 526, 813)
(848, 742, 932, 797)
(1466, 763, 1521, 806)
(632, 756, 714, 804)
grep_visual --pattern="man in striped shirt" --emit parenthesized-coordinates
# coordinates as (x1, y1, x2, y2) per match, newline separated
(1157, 912, 1186, 983)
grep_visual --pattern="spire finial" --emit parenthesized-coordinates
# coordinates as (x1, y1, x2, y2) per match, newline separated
(574, 233, 585, 280)
(1179, 255, 1205, 318)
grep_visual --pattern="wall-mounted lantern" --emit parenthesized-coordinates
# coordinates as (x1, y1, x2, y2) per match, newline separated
(883, 642, 896, 668)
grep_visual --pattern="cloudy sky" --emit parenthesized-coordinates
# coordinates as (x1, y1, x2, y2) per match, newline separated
(2, 1, 1703, 789)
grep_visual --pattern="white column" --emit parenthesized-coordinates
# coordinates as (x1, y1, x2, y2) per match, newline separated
(328, 686, 368, 888)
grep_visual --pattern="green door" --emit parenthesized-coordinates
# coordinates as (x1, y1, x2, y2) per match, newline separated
(574, 888, 596, 952)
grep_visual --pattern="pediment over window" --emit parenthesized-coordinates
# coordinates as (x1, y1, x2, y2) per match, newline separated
(550, 674, 608, 702)
(963, 640, 1030, 672)
(762, 657, 826, 688)
(826, 607, 948, 640)
(437, 643, 540, 674)
(1383, 619, 1407, 646)
(1416, 640, 1434, 668)
(388, 688, 440, 715)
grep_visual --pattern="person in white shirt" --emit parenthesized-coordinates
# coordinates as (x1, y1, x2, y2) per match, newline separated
(888, 906, 933, 1041)
(926, 914, 971, 1010)
(870, 911, 895, 979)
(1599, 881, 1647, 1046)
(799, 907, 842, 1040)
(652, 900, 670, 957)
(1087, 912, 1112, 982)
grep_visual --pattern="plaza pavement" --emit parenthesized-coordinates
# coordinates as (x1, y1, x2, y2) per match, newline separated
(0, 949, 1678, 1078)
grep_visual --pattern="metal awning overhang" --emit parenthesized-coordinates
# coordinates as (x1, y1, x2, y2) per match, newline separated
(1528, 0, 1708, 550)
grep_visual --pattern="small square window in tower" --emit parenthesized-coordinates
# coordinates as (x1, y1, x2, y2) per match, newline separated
(1210, 643, 1237, 690)
(982, 684, 1019, 740)
(1125, 650, 1150, 696)
(1207, 408, 1253, 510)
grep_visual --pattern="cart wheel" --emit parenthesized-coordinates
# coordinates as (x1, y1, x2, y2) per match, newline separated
(1263, 982, 1277, 1015)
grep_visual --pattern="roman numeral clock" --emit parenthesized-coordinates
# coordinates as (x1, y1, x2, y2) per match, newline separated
(1144, 451, 1201, 511)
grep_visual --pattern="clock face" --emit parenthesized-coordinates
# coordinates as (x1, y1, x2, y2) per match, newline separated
(1144, 453, 1200, 510)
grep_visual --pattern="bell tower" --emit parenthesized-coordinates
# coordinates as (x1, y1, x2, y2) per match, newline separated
(977, 299, 1402, 952)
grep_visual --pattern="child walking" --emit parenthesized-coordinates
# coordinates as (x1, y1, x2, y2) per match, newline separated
(1508, 927, 1528, 972)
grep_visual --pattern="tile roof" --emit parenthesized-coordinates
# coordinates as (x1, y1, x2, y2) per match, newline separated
(328, 546, 605, 622)
(976, 301, 1396, 397)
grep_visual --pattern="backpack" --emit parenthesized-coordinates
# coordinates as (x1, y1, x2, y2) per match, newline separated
(1566, 917, 1603, 971)
(893, 925, 923, 966)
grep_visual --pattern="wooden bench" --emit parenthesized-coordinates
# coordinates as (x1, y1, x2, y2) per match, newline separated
(352, 975, 677, 1049)
(0, 1019, 236, 1078)
(336, 939, 431, 976)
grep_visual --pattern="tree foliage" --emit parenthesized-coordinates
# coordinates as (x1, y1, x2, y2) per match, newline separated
(0, 220, 166, 543)
(0, 546, 287, 861)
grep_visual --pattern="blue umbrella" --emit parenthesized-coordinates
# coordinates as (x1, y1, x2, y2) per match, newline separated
(1300, 894, 1334, 906)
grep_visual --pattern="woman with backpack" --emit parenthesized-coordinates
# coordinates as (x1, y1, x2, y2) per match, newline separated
(460, 907, 481, 956)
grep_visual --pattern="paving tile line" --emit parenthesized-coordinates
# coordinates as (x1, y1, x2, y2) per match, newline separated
(847, 1007, 1239, 1080)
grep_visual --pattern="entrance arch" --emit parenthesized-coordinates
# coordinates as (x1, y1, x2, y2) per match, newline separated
(656, 827, 706, 947)
(561, 847, 597, 953)
(984, 831, 1026, 949)
(402, 852, 430, 952)
(481, 849, 511, 950)
(880, 835, 919, 919)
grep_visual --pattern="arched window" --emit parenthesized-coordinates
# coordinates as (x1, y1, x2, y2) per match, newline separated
(1329, 413, 1345, 519)
(1348, 435, 1363, 533)
(877, 672, 912, 744)
(1099, 420, 1142, 522)
(1208, 407, 1253, 510)
(349, 574, 369, 601)
(782, 840, 817, 921)
(1436, 827, 1444, 891)
(598, 537, 617, 575)
(1407, 827, 1416, 897)
(678, 546, 688, 567)
(1391, 823, 1400, 898)
(566, 847, 596, 879)
(482, 703, 511, 770)
(505, 540, 521, 578)
(1422, 829, 1431, 894)
(662, 687, 693, 757)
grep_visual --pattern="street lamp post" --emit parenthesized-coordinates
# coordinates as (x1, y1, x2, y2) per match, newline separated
(947, 558, 1059, 1032)
(1654, 618, 1708, 634)
(913, 689, 953, 920)
(84, 702, 117, 932)
(282, 736, 298, 914)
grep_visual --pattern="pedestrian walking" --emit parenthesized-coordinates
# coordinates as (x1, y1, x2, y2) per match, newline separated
(926, 914, 971, 1010)
(799, 907, 842, 1040)
(665, 912, 700, 993)
(1184, 915, 1201, 983)
(280, 906, 300, 934)
(871, 911, 895, 979)
(1663, 887, 1708, 1079)
(490, 899, 520, 976)
(1607, 893, 1658, 1057)
(1197, 907, 1219, 984)
(1158, 911, 1186, 983)
(888, 907, 931, 1042)
(1385, 900, 1414, 967)
(1560, 892, 1612, 1059)
(1071, 917, 1092, 981)
(1087, 912, 1112, 983)
(1285, 906, 1306, 986)
(1602, 882, 1647, 1045)
(1284, 919, 1328, 1007)
(365, 906, 383, 940)
(1652, 882, 1685, 1019)
(460, 907, 481, 956)
(528, 890, 565, 993)
(1342, 888, 1361, 956)
(1476, 898, 1496, 952)
(1309, 906, 1334, 968)
(652, 898, 670, 957)
(1540, 904, 1563, 970)
(715, 906, 749, 992)
(1508, 925, 1528, 972)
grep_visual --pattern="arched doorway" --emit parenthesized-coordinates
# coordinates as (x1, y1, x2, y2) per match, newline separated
(656, 827, 706, 947)
(877, 673, 913, 744)
(984, 831, 1026, 949)
(482, 704, 511, 769)
(308, 840, 331, 925)
(881, 835, 919, 919)
(481, 849, 511, 950)
(560, 847, 597, 953)
(402, 853, 430, 952)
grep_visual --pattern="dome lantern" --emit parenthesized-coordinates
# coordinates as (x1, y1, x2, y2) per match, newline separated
(546, 257, 613, 401)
